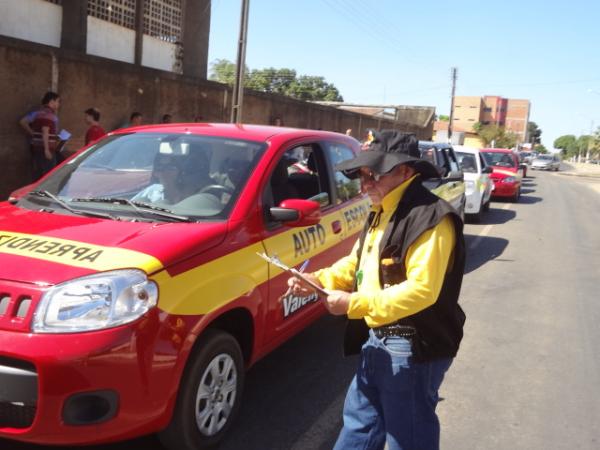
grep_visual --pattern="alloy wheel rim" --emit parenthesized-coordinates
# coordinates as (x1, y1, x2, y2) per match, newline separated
(195, 353, 237, 436)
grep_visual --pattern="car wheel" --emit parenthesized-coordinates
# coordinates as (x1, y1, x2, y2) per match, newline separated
(159, 329, 245, 450)
(512, 187, 520, 203)
(482, 198, 491, 212)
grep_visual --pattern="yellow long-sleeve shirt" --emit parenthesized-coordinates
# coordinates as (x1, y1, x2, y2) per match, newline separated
(315, 176, 456, 328)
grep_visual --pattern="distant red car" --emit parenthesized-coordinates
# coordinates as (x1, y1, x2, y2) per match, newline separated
(480, 148, 522, 202)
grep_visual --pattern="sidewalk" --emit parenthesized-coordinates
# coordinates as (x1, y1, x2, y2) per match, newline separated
(557, 162, 600, 178)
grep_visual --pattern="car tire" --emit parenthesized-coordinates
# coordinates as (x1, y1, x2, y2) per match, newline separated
(159, 329, 245, 450)
(512, 187, 520, 203)
(482, 198, 491, 212)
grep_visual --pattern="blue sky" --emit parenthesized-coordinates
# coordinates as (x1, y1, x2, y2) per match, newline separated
(208, 0, 600, 148)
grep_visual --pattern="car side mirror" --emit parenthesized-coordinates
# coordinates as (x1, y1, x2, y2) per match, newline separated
(269, 199, 321, 227)
(483, 166, 493, 174)
(446, 170, 464, 182)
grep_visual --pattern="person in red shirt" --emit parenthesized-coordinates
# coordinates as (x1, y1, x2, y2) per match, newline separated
(84, 108, 106, 145)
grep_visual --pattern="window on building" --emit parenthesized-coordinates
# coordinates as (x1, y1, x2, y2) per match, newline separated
(483, 107, 492, 112)
(144, 0, 183, 43)
(88, 0, 136, 29)
(482, 121, 490, 125)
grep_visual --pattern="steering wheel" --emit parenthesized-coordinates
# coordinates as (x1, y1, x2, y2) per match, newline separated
(199, 184, 234, 197)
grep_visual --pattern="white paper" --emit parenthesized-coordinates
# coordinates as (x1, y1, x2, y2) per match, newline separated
(58, 129, 71, 141)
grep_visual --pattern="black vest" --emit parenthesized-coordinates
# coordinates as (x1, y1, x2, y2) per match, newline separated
(344, 177, 466, 361)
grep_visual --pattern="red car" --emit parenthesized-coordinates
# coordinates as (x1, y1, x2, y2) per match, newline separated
(480, 148, 523, 202)
(0, 124, 369, 449)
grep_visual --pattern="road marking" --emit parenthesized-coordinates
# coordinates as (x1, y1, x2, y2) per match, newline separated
(469, 202, 511, 250)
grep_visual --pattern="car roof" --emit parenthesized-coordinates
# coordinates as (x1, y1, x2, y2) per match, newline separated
(110, 122, 350, 143)
(452, 145, 480, 154)
(480, 148, 514, 153)
(418, 141, 452, 148)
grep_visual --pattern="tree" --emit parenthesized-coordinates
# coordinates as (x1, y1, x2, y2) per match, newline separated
(534, 144, 548, 154)
(553, 135, 577, 158)
(438, 114, 450, 121)
(209, 59, 240, 85)
(527, 121, 542, 144)
(209, 59, 343, 102)
(476, 124, 517, 148)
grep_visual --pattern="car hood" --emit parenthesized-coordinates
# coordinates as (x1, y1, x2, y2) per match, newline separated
(490, 166, 519, 178)
(0, 203, 228, 285)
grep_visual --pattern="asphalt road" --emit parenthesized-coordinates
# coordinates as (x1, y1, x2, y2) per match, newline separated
(3, 170, 599, 450)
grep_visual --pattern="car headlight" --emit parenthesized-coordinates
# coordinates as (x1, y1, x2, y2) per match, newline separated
(33, 269, 158, 333)
(502, 176, 516, 183)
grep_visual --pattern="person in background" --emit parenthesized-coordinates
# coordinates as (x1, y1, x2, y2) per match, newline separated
(129, 112, 143, 127)
(84, 108, 106, 145)
(288, 130, 465, 450)
(21, 91, 61, 180)
(161, 114, 173, 124)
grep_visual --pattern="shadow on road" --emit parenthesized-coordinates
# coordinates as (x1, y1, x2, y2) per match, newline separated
(1, 316, 354, 450)
(464, 235, 509, 274)
(477, 207, 516, 224)
(517, 195, 543, 204)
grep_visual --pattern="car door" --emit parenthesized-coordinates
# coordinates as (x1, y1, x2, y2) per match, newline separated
(260, 140, 366, 343)
(422, 145, 465, 216)
(478, 152, 493, 204)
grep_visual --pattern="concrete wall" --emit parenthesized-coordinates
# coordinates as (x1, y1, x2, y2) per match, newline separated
(0, 0, 62, 47)
(0, 36, 431, 199)
(142, 35, 176, 72)
(86, 16, 135, 64)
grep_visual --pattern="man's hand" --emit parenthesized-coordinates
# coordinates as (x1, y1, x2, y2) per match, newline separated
(287, 273, 322, 296)
(324, 290, 352, 315)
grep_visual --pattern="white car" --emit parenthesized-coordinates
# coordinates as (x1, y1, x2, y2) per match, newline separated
(531, 154, 561, 171)
(454, 146, 494, 222)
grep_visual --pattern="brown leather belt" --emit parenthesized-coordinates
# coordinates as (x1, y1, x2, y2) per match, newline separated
(372, 324, 416, 339)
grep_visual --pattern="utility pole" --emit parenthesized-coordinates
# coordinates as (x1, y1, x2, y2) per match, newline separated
(447, 67, 458, 142)
(230, 0, 250, 124)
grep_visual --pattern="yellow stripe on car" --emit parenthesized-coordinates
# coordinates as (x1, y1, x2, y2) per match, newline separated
(0, 231, 163, 273)
(154, 199, 370, 315)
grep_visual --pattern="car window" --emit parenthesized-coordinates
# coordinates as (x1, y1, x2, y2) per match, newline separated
(28, 133, 266, 220)
(266, 144, 331, 211)
(479, 153, 487, 170)
(323, 142, 362, 203)
(481, 151, 517, 168)
(446, 148, 460, 172)
(456, 151, 478, 173)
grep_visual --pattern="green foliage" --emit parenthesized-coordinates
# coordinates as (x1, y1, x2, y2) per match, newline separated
(534, 144, 548, 154)
(527, 121, 542, 144)
(553, 135, 577, 157)
(438, 114, 449, 121)
(209, 59, 240, 85)
(209, 59, 343, 102)
(476, 124, 517, 148)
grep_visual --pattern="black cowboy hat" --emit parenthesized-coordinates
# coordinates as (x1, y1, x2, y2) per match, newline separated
(336, 130, 441, 179)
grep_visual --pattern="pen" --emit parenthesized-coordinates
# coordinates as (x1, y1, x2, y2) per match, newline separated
(298, 259, 310, 273)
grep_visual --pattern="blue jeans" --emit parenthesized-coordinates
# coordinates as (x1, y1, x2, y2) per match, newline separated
(333, 329, 452, 450)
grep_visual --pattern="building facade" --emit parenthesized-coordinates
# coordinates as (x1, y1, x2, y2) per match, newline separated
(450, 95, 530, 143)
(0, 0, 210, 77)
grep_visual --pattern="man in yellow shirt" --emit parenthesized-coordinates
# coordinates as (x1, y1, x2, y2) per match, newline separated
(288, 130, 465, 450)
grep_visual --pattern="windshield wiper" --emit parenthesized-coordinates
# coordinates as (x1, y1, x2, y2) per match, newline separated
(27, 190, 118, 220)
(70, 197, 193, 222)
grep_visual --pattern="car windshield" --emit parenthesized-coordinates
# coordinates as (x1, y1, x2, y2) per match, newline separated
(455, 152, 478, 173)
(536, 155, 552, 160)
(20, 133, 266, 221)
(481, 151, 516, 168)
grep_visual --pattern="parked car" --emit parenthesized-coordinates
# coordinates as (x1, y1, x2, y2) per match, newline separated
(480, 148, 522, 202)
(0, 124, 371, 449)
(531, 154, 561, 171)
(418, 141, 466, 219)
(453, 145, 493, 222)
